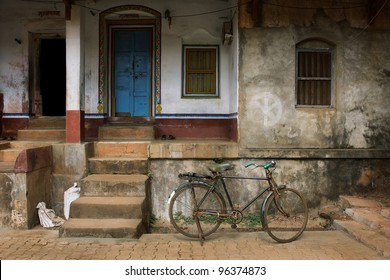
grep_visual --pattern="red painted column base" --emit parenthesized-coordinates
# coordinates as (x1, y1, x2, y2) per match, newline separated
(66, 110, 85, 143)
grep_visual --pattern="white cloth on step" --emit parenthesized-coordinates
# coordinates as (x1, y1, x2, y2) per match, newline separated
(36, 202, 64, 228)
(64, 182, 80, 220)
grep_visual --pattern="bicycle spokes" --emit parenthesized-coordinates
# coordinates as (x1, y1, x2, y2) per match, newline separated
(169, 183, 226, 239)
(263, 188, 308, 243)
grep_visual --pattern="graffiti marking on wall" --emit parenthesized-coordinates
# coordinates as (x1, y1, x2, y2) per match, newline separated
(259, 92, 283, 127)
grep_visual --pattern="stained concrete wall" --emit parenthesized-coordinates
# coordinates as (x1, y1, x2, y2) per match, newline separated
(238, 11, 390, 150)
(0, 173, 13, 227)
(0, 166, 52, 229)
(150, 157, 390, 223)
(51, 143, 92, 216)
(0, 142, 94, 228)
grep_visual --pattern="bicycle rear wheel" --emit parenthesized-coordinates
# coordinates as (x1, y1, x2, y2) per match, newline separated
(263, 188, 308, 243)
(168, 183, 226, 238)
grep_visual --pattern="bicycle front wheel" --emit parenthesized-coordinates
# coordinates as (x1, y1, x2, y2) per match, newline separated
(263, 188, 308, 243)
(169, 183, 226, 238)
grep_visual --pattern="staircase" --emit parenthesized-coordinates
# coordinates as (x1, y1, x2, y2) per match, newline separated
(333, 195, 390, 258)
(98, 117, 155, 141)
(59, 121, 154, 238)
(0, 141, 51, 172)
(17, 117, 66, 141)
(0, 141, 23, 172)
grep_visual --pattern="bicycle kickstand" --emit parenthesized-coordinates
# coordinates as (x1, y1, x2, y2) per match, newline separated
(195, 218, 205, 246)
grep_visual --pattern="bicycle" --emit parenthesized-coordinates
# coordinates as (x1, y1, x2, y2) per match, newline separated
(168, 161, 308, 244)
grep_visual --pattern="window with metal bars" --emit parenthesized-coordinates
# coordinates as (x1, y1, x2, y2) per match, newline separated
(296, 43, 334, 107)
(183, 46, 219, 97)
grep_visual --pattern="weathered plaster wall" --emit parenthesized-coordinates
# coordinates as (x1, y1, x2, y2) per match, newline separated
(0, 145, 53, 229)
(83, 0, 238, 116)
(0, 0, 65, 114)
(150, 158, 390, 223)
(51, 143, 92, 215)
(0, 167, 52, 229)
(25, 167, 52, 228)
(0, 173, 13, 227)
(0, 0, 238, 118)
(0, 142, 91, 229)
(239, 0, 390, 29)
(239, 11, 390, 149)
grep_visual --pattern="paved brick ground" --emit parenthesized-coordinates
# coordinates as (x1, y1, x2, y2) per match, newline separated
(0, 228, 388, 260)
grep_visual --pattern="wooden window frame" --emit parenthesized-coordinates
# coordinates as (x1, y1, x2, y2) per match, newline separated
(296, 47, 335, 108)
(182, 45, 219, 98)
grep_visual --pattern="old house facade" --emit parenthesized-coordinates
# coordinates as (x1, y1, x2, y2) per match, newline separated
(0, 0, 389, 234)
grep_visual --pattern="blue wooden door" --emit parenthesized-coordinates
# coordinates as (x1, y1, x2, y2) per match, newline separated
(113, 29, 151, 117)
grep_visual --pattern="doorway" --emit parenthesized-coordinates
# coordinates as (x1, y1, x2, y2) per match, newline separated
(111, 28, 152, 117)
(39, 39, 66, 116)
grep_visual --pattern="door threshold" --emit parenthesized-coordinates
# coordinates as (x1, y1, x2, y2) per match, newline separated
(107, 116, 155, 125)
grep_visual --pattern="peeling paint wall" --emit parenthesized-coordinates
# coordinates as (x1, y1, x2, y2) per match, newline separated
(0, 0, 65, 114)
(0, 174, 14, 226)
(150, 158, 390, 223)
(0, 0, 237, 119)
(84, 0, 237, 116)
(51, 143, 91, 216)
(0, 167, 52, 229)
(239, 10, 390, 150)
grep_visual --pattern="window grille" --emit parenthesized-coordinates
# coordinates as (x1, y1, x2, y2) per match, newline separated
(296, 44, 334, 107)
(183, 46, 219, 97)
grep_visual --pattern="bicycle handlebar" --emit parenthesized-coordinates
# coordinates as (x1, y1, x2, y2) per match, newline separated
(178, 161, 276, 179)
(245, 160, 276, 170)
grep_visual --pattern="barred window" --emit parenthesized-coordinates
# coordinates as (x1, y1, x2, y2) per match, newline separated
(183, 46, 219, 97)
(296, 40, 334, 107)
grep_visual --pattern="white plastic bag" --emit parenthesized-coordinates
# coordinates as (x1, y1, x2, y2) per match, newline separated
(36, 202, 64, 228)
(64, 182, 80, 220)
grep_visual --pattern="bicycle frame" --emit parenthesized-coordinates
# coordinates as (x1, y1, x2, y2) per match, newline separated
(218, 176, 271, 213)
(188, 167, 280, 218)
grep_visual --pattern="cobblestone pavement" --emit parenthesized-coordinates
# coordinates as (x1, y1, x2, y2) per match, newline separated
(0, 228, 388, 260)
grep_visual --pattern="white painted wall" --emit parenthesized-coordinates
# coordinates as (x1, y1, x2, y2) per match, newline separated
(0, 0, 65, 114)
(0, 0, 238, 117)
(85, 0, 238, 116)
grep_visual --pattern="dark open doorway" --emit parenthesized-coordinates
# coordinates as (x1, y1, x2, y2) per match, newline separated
(40, 39, 66, 116)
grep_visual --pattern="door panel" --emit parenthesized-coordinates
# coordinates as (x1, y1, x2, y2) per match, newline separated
(112, 29, 151, 117)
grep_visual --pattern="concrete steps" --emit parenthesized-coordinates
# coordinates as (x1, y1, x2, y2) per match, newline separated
(59, 218, 144, 238)
(98, 118, 155, 141)
(17, 117, 66, 142)
(0, 141, 53, 172)
(333, 195, 390, 258)
(93, 142, 149, 158)
(69, 197, 144, 219)
(28, 117, 65, 128)
(60, 142, 151, 239)
(88, 157, 148, 175)
(0, 148, 22, 161)
(80, 174, 148, 197)
(17, 129, 65, 141)
(0, 142, 23, 166)
(0, 161, 15, 172)
(99, 125, 154, 141)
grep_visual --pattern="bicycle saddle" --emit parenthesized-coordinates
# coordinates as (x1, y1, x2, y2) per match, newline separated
(208, 162, 234, 173)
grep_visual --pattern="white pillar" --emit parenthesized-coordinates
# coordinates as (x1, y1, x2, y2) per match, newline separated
(65, 4, 85, 143)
